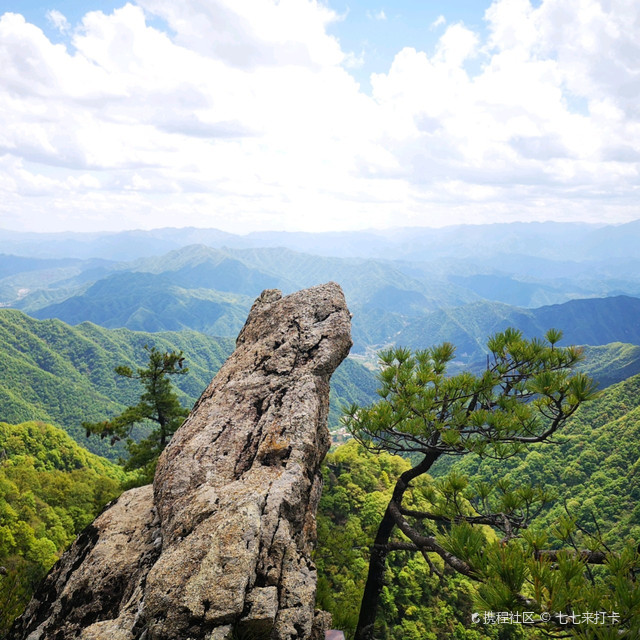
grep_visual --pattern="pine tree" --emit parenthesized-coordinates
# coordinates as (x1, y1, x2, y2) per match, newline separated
(83, 346, 189, 479)
(342, 329, 639, 639)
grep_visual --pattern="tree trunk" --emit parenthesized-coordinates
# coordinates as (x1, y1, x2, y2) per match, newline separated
(354, 451, 440, 640)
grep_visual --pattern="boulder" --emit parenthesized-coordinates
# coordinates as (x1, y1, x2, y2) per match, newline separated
(9, 282, 351, 640)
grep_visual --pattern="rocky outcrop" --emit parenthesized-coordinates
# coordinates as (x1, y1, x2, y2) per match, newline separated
(9, 282, 352, 640)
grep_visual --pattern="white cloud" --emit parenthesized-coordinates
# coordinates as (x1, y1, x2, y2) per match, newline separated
(46, 9, 70, 34)
(343, 50, 365, 69)
(368, 0, 640, 197)
(136, 0, 344, 69)
(0, 0, 639, 233)
(367, 9, 387, 21)
(435, 23, 479, 66)
(431, 15, 446, 29)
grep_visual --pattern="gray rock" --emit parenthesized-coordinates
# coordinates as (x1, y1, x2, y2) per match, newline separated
(9, 283, 351, 640)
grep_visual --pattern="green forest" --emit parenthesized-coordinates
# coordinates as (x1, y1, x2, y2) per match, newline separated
(0, 309, 378, 458)
(0, 421, 128, 633)
(1, 238, 640, 638)
(315, 369, 640, 638)
(1, 325, 639, 636)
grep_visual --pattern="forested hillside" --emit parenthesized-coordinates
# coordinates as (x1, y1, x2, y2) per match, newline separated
(396, 295, 640, 362)
(0, 421, 127, 635)
(579, 342, 640, 388)
(30, 271, 253, 336)
(316, 372, 640, 639)
(441, 372, 640, 544)
(0, 310, 378, 458)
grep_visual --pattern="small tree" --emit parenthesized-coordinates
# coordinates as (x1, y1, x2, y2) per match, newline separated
(341, 328, 639, 639)
(83, 346, 189, 479)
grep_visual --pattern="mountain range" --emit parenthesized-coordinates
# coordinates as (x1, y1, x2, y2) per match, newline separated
(1, 220, 639, 454)
(1, 233, 638, 358)
(0, 309, 378, 459)
(1, 221, 640, 638)
(2, 220, 640, 262)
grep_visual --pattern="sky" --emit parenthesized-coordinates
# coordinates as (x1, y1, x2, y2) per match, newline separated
(0, 0, 638, 234)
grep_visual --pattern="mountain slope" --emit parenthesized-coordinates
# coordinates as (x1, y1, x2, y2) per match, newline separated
(0, 309, 233, 457)
(396, 295, 640, 361)
(579, 342, 640, 388)
(443, 372, 640, 544)
(125, 244, 295, 295)
(0, 310, 378, 458)
(0, 421, 127, 634)
(29, 271, 253, 336)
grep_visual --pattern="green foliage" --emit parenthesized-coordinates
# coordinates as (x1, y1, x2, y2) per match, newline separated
(338, 329, 640, 639)
(83, 347, 189, 481)
(446, 372, 640, 547)
(0, 421, 126, 635)
(344, 328, 597, 460)
(318, 436, 640, 639)
(0, 310, 377, 459)
(316, 441, 523, 640)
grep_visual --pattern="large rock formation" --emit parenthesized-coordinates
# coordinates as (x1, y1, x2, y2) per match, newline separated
(10, 283, 352, 640)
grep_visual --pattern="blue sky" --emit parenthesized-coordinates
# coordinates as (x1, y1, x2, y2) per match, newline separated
(328, 1, 491, 90)
(0, 0, 638, 233)
(2, 0, 491, 89)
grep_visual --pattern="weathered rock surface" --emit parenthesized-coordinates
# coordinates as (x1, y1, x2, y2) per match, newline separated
(9, 282, 352, 640)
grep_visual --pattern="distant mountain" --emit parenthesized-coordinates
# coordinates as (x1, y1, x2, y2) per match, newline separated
(0, 254, 116, 308)
(448, 273, 583, 307)
(0, 254, 80, 279)
(2, 220, 639, 262)
(19, 244, 640, 356)
(3, 223, 640, 325)
(3, 224, 639, 358)
(393, 253, 640, 304)
(29, 271, 253, 336)
(395, 295, 640, 362)
(0, 310, 378, 458)
(26, 245, 474, 353)
(579, 343, 640, 389)
(0, 228, 239, 261)
(223, 246, 478, 311)
(124, 244, 295, 295)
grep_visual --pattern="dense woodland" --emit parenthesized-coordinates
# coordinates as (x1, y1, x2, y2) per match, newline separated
(0, 422, 127, 633)
(2, 370, 639, 636)
(316, 371, 640, 638)
(0, 310, 377, 458)
(0, 223, 639, 637)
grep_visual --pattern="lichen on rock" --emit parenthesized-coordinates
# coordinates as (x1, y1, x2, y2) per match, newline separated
(9, 283, 351, 640)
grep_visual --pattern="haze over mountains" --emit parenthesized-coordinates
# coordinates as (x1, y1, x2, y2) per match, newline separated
(0, 218, 638, 454)
(1, 220, 639, 362)
(2, 220, 640, 262)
